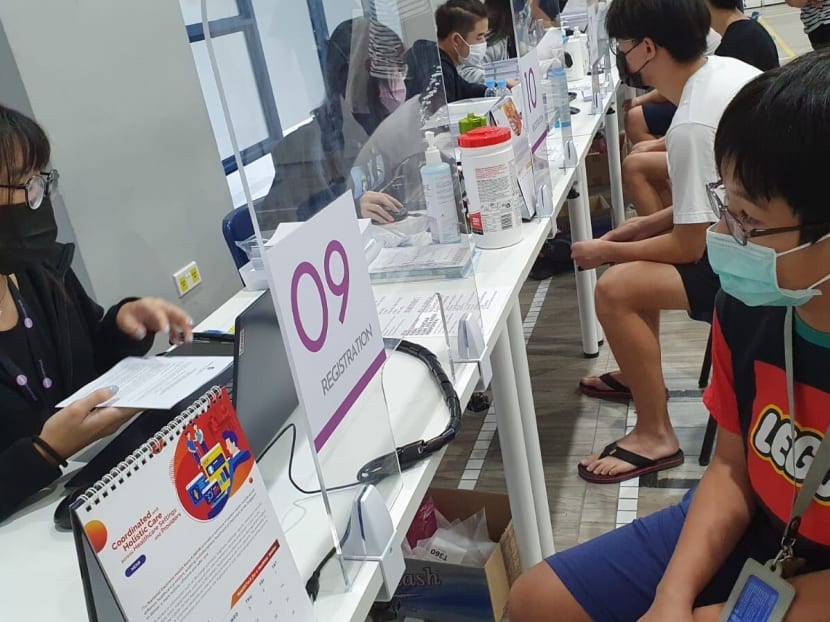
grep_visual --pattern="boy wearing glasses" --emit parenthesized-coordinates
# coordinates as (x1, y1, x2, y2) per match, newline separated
(510, 51, 830, 622)
(571, 0, 759, 484)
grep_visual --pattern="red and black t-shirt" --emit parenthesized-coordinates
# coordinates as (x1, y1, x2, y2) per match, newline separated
(703, 292, 830, 571)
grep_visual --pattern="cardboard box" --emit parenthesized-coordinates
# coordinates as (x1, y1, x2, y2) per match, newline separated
(390, 488, 514, 622)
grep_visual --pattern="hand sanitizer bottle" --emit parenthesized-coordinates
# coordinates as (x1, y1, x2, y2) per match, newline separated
(421, 131, 461, 244)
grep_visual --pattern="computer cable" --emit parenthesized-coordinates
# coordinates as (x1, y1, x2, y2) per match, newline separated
(271, 339, 463, 497)
(355, 339, 463, 484)
(270, 339, 462, 600)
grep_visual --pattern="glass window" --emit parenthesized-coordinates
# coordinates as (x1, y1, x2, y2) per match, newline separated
(253, 0, 325, 131)
(191, 36, 269, 160)
(179, 0, 237, 24)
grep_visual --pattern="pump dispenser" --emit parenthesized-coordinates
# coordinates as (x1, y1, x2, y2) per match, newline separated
(421, 131, 461, 244)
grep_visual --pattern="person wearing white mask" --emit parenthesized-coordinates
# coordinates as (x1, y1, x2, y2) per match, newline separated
(435, 0, 490, 102)
(459, 0, 516, 85)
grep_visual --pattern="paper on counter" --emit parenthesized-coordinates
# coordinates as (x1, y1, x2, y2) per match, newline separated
(374, 288, 507, 338)
(56, 356, 233, 410)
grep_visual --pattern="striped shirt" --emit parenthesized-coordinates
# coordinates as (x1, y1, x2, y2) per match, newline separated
(801, 3, 830, 34)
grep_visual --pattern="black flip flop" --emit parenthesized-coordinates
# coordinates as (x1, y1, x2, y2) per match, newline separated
(577, 442, 685, 484)
(578, 372, 633, 400)
(578, 373, 670, 402)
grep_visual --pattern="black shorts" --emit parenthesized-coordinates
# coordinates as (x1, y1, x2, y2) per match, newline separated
(642, 102, 677, 137)
(675, 250, 720, 319)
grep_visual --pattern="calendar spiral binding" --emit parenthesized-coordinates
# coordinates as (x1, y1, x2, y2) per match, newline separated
(76, 386, 224, 512)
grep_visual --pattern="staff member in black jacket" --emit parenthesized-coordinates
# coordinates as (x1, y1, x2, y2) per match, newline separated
(436, 0, 490, 102)
(0, 106, 193, 521)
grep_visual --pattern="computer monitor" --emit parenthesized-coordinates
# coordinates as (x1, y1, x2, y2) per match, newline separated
(231, 291, 298, 459)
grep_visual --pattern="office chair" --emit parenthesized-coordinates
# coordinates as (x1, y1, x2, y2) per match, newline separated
(221, 205, 254, 272)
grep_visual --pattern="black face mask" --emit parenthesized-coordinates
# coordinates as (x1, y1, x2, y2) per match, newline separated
(0, 195, 59, 274)
(616, 48, 650, 89)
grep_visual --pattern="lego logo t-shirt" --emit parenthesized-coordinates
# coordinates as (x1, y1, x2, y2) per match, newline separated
(704, 292, 830, 570)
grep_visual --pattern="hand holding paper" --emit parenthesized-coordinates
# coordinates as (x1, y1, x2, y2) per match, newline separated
(56, 356, 232, 410)
(39, 387, 139, 461)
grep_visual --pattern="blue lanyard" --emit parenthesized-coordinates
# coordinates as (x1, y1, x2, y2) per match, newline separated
(0, 280, 54, 404)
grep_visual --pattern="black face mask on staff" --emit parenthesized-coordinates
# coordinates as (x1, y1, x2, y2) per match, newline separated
(0, 195, 59, 274)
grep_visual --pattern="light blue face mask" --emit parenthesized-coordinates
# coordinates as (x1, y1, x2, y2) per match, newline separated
(706, 227, 830, 307)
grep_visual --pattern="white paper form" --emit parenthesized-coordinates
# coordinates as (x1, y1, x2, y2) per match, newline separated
(56, 356, 233, 410)
(374, 287, 508, 338)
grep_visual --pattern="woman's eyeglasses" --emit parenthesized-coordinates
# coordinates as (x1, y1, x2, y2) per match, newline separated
(706, 180, 828, 245)
(0, 169, 59, 210)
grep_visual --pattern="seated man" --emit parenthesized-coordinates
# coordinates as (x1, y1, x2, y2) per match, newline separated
(435, 0, 489, 103)
(571, 0, 759, 482)
(623, 28, 721, 145)
(623, 2, 778, 216)
(509, 51, 830, 622)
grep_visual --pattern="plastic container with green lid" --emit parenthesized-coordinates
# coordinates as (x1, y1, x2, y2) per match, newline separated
(458, 113, 487, 136)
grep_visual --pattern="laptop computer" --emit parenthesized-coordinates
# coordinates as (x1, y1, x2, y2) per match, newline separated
(64, 291, 297, 491)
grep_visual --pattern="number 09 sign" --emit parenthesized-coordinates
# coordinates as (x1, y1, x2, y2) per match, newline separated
(264, 194, 386, 451)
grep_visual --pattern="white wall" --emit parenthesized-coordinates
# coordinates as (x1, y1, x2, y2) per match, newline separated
(0, 0, 239, 321)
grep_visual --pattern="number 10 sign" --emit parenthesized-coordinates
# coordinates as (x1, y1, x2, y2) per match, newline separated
(263, 193, 386, 451)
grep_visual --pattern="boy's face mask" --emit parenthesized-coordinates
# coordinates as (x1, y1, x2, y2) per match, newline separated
(707, 226, 830, 307)
(615, 39, 651, 89)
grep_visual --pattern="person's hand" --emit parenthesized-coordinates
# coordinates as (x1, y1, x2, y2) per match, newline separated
(571, 239, 611, 270)
(631, 138, 665, 154)
(360, 191, 402, 224)
(506, 79, 520, 89)
(116, 297, 193, 345)
(637, 596, 695, 622)
(38, 387, 139, 461)
(623, 96, 640, 111)
(637, 604, 695, 622)
(602, 216, 648, 242)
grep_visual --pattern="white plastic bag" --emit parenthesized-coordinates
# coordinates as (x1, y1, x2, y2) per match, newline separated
(406, 507, 496, 567)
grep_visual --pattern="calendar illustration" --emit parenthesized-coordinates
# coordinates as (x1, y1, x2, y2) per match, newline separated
(71, 388, 315, 621)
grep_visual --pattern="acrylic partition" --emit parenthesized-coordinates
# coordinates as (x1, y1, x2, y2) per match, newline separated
(200, 0, 483, 595)
(586, 0, 612, 113)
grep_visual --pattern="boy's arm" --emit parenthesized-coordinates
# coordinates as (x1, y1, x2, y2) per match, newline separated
(604, 221, 709, 265)
(572, 219, 707, 268)
(644, 428, 755, 618)
(631, 90, 669, 107)
(782, 570, 830, 620)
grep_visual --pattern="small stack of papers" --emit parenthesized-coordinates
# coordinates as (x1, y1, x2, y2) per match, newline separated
(368, 243, 475, 283)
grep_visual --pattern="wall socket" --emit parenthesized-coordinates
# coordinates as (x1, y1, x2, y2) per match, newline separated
(173, 261, 202, 297)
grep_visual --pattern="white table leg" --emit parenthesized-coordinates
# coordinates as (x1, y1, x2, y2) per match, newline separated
(507, 301, 555, 558)
(605, 106, 626, 228)
(575, 161, 606, 346)
(491, 327, 543, 569)
(568, 170, 600, 357)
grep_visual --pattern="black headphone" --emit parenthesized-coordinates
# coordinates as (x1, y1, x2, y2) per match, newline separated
(356, 339, 462, 483)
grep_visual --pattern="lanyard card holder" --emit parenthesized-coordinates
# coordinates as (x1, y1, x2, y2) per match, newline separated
(718, 558, 795, 622)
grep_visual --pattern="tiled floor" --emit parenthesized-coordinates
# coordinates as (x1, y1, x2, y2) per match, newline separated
(431, 4, 812, 558)
(432, 272, 711, 550)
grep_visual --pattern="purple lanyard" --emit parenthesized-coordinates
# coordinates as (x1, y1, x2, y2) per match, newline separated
(0, 281, 53, 403)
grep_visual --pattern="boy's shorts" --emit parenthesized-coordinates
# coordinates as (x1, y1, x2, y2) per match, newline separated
(547, 489, 761, 622)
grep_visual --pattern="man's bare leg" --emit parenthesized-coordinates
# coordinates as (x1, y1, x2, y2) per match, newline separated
(580, 261, 691, 478)
(622, 151, 671, 217)
(624, 106, 656, 145)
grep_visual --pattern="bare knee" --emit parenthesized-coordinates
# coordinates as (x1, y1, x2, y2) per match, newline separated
(622, 154, 645, 189)
(509, 562, 590, 622)
(595, 264, 640, 316)
(624, 107, 651, 144)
